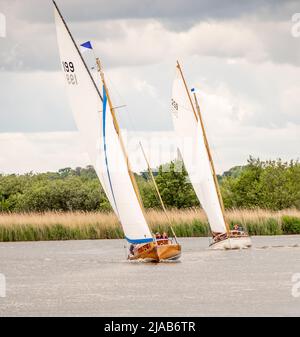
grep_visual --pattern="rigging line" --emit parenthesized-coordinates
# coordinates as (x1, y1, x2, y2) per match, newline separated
(96, 58, 147, 216)
(99, 71, 140, 172)
(103, 70, 150, 198)
(102, 86, 120, 217)
(52, 0, 103, 102)
(107, 75, 139, 134)
(139, 141, 178, 243)
(89, 51, 125, 115)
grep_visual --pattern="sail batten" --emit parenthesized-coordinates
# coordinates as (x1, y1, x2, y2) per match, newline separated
(53, 3, 153, 243)
(171, 65, 227, 235)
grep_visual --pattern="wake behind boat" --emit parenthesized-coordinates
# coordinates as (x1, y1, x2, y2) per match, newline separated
(53, 1, 181, 262)
(171, 61, 251, 250)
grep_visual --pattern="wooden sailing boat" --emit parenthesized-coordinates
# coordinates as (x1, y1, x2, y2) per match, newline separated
(52, 1, 180, 261)
(171, 61, 252, 250)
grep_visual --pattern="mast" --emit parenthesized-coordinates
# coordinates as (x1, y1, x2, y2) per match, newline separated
(176, 61, 230, 235)
(176, 61, 198, 122)
(139, 142, 178, 243)
(193, 91, 230, 235)
(96, 58, 145, 212)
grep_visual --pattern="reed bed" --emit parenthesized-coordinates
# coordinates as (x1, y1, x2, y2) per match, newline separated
(0, 208, 299, 242)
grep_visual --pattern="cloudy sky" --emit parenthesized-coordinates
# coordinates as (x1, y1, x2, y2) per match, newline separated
(0, 0, 299, 174)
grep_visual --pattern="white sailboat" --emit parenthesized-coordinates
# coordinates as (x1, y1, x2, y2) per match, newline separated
(52, 1, 181, 261)
(171, 61, 251, 250)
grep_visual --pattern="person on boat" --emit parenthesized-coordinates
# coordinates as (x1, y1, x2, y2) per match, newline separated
(155, 232, 162, 240)
(233, 224, 240, 231)
(129, 243, 135, 256)
(162, 232, 168, 240)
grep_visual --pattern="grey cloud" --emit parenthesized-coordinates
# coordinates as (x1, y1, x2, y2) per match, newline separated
(0, 0, 299, 136)
(8, 0, 298, 23)
(0, 0, 299, 72)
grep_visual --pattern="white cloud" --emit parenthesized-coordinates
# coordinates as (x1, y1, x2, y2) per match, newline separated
(280, 86, 300, 118)
(0, 118, 299, 176)
(0, 132, 89, 174)
(0, 1, 299, 175)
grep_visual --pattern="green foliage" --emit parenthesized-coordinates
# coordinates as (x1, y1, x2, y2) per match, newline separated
(0, 156, 299, 213)
(0, 167, 111, 213)
(282, 216, 300, 234)
(221, 157, 300, 210)
(154, 161, 199, 209)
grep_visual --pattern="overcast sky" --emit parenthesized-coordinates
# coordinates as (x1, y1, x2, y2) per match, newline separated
(0, 0, 299, 174)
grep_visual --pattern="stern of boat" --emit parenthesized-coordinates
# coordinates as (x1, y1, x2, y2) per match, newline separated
(156, 240, 181, 261)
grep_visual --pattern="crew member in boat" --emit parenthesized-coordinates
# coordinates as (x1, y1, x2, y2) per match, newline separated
(233, 224, 239, 231)
(162, 232, 168, 240)
(129, 243, 135, 256)
(155, 232, 162, 240)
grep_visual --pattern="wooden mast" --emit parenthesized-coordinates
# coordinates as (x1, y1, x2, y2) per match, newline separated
(176, 61, 198, 122)
(176, 61, 230, 235)
(193, 91, 230, 235)
(139, 142, 178, 243)
(96, 58, 145, 212)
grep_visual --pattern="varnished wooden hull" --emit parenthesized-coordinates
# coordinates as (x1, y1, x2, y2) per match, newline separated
(156, 243, 181, 260)
(128, 241, 181, 262)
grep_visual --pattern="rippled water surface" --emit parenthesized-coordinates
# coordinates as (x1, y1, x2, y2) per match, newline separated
(0, 236, 299, 316)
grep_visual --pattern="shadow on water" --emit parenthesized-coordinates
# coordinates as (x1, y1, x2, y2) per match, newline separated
(128, 259, 182, 265)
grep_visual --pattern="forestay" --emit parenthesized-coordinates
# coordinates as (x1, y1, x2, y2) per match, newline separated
(53, 3, 153, 243)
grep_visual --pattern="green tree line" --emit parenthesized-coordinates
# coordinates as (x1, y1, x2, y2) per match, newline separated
(0, 157, 299, 212)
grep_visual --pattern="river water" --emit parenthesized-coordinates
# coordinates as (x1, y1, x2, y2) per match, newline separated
(0, 236, 299, 316)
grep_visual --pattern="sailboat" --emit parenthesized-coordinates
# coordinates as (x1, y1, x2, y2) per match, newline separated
(171, 61, 252, 250)
(52, 1, 181, 262)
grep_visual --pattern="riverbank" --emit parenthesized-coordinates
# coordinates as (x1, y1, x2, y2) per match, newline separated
(0, 209, 299, 242)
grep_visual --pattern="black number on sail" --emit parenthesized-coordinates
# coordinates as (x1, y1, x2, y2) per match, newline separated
(62, 61, 77, 85)
(62, 61, 75, 73)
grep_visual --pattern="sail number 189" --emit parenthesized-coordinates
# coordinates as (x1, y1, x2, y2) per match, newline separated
(62, 61, 78, 85)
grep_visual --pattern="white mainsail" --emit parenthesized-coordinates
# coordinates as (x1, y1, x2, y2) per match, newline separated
(53, 1, 153, 243)
(171, 65, 227, 235)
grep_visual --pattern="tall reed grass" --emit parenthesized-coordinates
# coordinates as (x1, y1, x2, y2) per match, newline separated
(0, 208, 299, 242)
